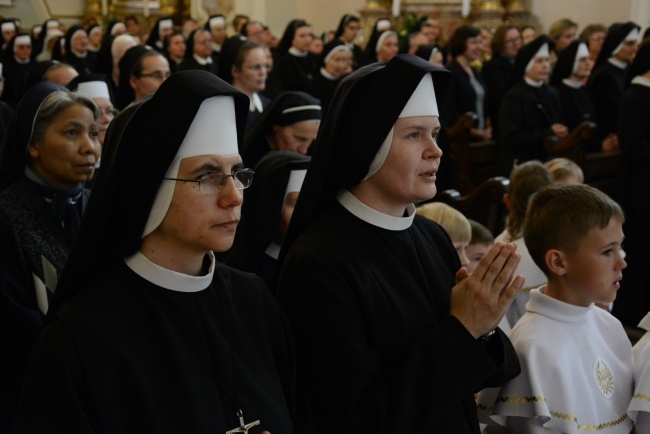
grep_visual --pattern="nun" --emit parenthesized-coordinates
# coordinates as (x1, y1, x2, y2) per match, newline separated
(23, 60, 78, 92)
(225, 151, 310, 289)
(332, 14, 363, 68)
(275, 54, 522, 432)
(32, 19, 59, 60)
(587, 21, 640, 146)
(178, 28, 219, 75)
(549, 40, 597, 132)
(117, 45, 170, 109)
(222, 38, 271, 128)
(1, 34, 33, 108)
(0, 83, 100, 430)
(13, 70, 294, 434)
(86, 24, 102, 70)
(241, 91, 321, 168)
(205, 14, 227, 58)
(63, 26, 91, 74)
(362, 29, 398, 66)
(272, 19, 316, 95)
(163, 30, 186, 73)
(498, 35, 566, 171)
(612, 40, 650, 328)
(306, 40, 352, 105)
(415, 44, 444, 67)
(67, 73, 117, 146)
(147, 17, 174, 53)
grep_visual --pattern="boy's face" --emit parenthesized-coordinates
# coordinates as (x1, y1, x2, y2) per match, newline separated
(466, 242, 490, 274)
(561, 219, 626, 307)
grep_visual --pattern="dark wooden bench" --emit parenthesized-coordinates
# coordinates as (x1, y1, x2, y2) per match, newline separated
(422, 176, 510, 236)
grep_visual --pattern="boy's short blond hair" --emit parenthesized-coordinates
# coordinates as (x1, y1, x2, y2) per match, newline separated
(524, 184, 624, 275)
(417, 202, 471, 244)
(545, 158, 584, 184)
(469, 219, 494, 246)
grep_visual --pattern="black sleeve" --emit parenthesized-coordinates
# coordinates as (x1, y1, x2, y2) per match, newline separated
(499, 88, 553, 152)
(589, 71, 620, 136)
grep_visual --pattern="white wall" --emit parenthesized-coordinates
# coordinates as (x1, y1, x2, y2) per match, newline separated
(527, 0, 637, 33)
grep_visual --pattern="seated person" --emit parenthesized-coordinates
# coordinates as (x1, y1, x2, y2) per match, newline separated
(272, 19, 316, 96)
(496, 160, 553, 329)
(178, 29, 219, 75)
(478, 184, 633, 434)
(588, 22, 640, 150)
(498, 35, 566, 172)
(417, 202, 471, 269)
(306, 40, 352, 106)
(225, 151, 310, 289)
(13, 70, 295, 433)
(467, 219, 494, 274)
(118, 46, 171, 109)
(545, 157, 584, 185)
(361, 29, 399, 66)
(241, 91, 321, 168)
(332, 14, 363, 68)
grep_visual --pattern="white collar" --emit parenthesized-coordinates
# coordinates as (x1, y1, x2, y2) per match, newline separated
(631, 76, 650, 88)
(527, 286, 594, 324)
(523, 76, 544, 87)
(562, 78, 583, 89)
(211, 42, 221, 52)
(14, 56, 30, 65)
(608, 57, 627, 69)
(249, 92, 264, 112)
(289, 46, 308, 57)
(87, 45, 100, 53)
(264, 242, 281, 260)
(72, 48, 87, 58)
(124, 250, 215, 292)
(320, 67, 337, 80)
(336, 189, 415, 231)
(193, 53, 212, 65)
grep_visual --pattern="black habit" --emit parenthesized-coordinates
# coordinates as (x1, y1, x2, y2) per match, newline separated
(13, 71, 295, 433)
(276, 55, 520, 433)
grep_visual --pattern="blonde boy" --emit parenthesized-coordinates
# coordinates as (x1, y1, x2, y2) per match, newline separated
(467, 219, 493, 274)
(478, 184, 633, 433)
(545, 157, 584, 185)
(416, 202, 471, 268)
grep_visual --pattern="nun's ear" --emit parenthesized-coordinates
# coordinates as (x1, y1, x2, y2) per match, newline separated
(27, 141, 41, 159)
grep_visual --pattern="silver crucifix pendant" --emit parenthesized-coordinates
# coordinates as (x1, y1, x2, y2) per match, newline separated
(225, 409, 260, 434)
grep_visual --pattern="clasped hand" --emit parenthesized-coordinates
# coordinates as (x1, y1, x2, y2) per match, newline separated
(449, 242, 525, 339)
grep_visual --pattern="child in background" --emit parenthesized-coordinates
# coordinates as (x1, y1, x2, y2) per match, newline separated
(496, 161, 553, 329)
(416, 202, 471, 269)
(467, 219, 494, 274)
(545, 157, 584, 185)
(478, 184, 633, 433)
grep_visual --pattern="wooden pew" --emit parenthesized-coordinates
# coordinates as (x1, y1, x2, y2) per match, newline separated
(421, 176, 510, 236)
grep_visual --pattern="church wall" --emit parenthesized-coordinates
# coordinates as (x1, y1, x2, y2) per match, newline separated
(527, 0, 636, 33)
(1, 0, 85, 28)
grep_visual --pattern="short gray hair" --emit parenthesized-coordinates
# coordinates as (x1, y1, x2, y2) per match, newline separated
(30, 91, 100, 145)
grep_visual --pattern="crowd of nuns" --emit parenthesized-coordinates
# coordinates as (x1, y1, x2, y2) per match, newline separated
(0, 9, 650, 433)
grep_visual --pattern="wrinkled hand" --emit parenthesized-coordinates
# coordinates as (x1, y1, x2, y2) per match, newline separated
(551, 123, 568, 138)
(449, 242, 525, 339)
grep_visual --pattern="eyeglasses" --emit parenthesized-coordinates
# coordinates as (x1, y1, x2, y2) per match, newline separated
(346, 25, 360, 31)
(164, 169, 254, 194)
(505, 36, 522, 45)
(138, 70, 171, 80)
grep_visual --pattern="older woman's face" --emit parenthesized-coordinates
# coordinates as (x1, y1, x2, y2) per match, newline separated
(194, 30, 213, 58)
(377, 34, 398, 62)
(71, 31, 88, 53)
(89, 29, 103, 47)
(587, 31, 606, 58)
(28, 103, 100, 188)
(325, 49, 352, 77)
(93, 96, 115, 145)
(14, 40, 31, 61)
(211, 23, 226, 45)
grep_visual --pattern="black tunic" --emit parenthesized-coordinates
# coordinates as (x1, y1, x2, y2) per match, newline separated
(444, 60, 488, 128)
(274, 52, 315, 94)
(1, 61, 32, 109)
(588, 61, 626, 138)
(277, 202, 519, 433)
(612, 83, 650, 327)
(305, 70, 338, 108)
(498, 79, 564, 171)
(178, 56, 219, 76)
(14, 259, 295, 433)
(482, 54, 515, 132)
(555, 82, 596, 130)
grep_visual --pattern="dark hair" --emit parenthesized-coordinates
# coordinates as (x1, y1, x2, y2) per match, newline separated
(131, 51, 164, 78)
(524, 184, 624, 274)
(579, 23, 606, 41)
(491, 24, 520, 55)
(232, 41, 263, 71)
(125, 15, 139, 25)
(448, 25, 481, 58)
(31, 91, 100, 145)
(163, 30, 184, 56)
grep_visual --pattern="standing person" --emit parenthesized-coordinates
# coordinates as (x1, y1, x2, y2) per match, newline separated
(478, 184, 633, 434)
(333, 14, 363, 68)
(444, 25, 492, 141)
(498, 35, 566, 171)
(521, 25, 536, 45)
(225, 151, 310, 289)
(13, 70, 294, 433)
(482, 24, 522, 132)
(276, 54, 523, 433)
(548, 18, 578, 55)
(0, 83, 100, 430)
(580, 23, 607, 61)
(613, 40, 650, 328)
(588, 21, 640, 150)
